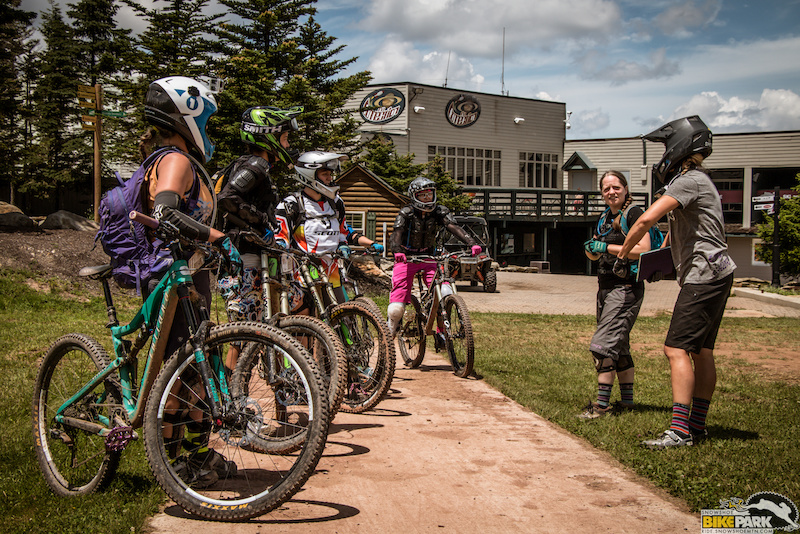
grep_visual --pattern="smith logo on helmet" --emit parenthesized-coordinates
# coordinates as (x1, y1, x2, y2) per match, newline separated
(242, 123, 283, 134)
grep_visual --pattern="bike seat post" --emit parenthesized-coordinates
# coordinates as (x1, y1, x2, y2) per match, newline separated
(101, 278, 119, 328)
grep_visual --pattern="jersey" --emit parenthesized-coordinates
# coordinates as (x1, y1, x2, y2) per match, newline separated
(275, 191, 355, 287)
(595, 205, 644, 288)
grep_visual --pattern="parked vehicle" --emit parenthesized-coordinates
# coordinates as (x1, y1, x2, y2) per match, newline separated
(439, 216, 497, 293)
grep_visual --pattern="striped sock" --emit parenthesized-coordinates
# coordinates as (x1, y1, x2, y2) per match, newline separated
(619, 382, 634, 406)
(689, 397, 711, 434)
(669, 403, 691, 436)
(597, 383, 613, 408)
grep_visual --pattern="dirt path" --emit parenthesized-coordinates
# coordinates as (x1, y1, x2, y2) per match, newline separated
(147, 349, 697, 533)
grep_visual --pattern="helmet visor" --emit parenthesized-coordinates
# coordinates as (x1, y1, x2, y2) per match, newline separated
(415, 189, 435, 202)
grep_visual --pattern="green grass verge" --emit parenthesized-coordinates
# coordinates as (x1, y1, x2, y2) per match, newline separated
(470, 312, 800, 512)
(0, 269, 163, 534)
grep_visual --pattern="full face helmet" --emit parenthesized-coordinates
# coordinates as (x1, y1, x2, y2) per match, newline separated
(240, 106, 303, 165)
(407, 177, 437, 212)
(145, 76, 218, 163)
(644, 115, 712, 183)
(294, 151, 349, 200)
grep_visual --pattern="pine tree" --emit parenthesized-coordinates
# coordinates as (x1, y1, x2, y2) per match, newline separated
(0, 0, 36, 205)
(28, 2, 86, 212)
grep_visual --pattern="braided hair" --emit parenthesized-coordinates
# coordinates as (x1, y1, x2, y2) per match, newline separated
(599, 170, 633, 232)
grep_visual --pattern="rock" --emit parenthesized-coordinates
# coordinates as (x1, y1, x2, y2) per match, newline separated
(40, 210, 99, 232)
(0, 211, 38, 230)
(0, 201, 24, 215)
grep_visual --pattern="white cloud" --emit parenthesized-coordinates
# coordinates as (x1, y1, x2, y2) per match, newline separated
(671, 89, 800, 132)
(652, 0, 722, 37)
(360, 0, 621, 58)
(367, 38, 484, 88)
(578, 47, 681, 85)
(571, 108, 611, 135)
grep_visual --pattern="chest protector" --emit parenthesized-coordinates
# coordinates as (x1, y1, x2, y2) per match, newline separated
(396, 205, 454, 252)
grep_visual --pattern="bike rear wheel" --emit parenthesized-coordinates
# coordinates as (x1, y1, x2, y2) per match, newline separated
(144, 322, 328, 521)
(398, 295, 426, 368)
(276, 315, 346, 417)
(32, 334, 123, 496)
(329, 301, 395, 413)
(442, 295, 475, 378)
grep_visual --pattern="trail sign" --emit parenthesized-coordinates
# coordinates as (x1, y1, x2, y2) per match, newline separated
(754, 203, 774, 212)
(751, 194, 775, 203)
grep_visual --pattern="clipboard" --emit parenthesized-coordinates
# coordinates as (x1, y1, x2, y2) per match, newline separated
(636, 247, 674, 283)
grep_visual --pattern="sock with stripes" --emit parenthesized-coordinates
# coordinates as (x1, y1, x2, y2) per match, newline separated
(689, 397, 711, 435)
(669, 402, 691, 437)
(619, 382, 634, 406)
(596, 383, 613, 408)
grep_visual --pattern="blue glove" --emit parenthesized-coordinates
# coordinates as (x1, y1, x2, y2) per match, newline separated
(213, 236, 243, 276)
(369, 243, 384, 254)
(262, 228, 274, 244)
(337, 244, 351, 259)
(585, 239, 607, 254)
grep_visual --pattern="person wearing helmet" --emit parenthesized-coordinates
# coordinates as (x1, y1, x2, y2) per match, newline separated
(617, 115, 735, 450)
(216, 106, 302, 358)
(275, 150, 384, 306)
(386, 177, 482, 338)
(140, 76, 240, 487)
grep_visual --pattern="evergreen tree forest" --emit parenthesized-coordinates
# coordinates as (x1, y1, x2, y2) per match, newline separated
(1, 0, 374, 215)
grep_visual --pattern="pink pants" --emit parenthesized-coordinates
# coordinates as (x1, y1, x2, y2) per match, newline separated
(390, 260, 436, 303)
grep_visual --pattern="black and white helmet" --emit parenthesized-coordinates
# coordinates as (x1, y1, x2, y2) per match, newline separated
(294, 151, 348, 200)
(407, 177, 437, 212)
(145, 76, 218, 163)
(644, 115, 712, 183)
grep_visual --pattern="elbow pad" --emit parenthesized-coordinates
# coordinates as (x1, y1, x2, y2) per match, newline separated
(153, 191, 210, 242)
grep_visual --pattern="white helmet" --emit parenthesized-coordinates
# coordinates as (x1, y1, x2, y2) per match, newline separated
(145, 76, 218, 162)
(294, 151, 348, 200)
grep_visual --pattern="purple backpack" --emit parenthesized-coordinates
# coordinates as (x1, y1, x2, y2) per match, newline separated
(95, 147, 176, 294)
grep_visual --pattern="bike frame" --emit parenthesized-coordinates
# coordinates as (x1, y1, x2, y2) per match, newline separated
(54, 245, 228, 436)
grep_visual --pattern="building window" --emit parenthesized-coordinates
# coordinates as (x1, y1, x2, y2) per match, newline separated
(346, 212, 365, 233)
(428, 145, 501, 186)
(519, 152, 560, 188)
(709, 168, 744, 224)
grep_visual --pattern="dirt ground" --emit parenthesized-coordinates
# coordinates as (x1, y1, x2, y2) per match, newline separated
(4, 229, 799, 532)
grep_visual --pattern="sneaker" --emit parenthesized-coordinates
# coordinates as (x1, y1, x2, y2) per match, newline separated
(172, 456, 219, 488)
(192, 449, 238, 479)
(641, 429, 693, 450)
(613, 401, 634, 413)
(690, 428, 708, 443)
(576, 402, 614, 419)
(434, 332, 447, 350)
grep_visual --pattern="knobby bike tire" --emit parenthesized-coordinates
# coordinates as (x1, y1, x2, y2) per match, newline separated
(276, 315, 347, 418)
(329, 301, 396, 413)
(398, 295, 426, 368)
(442, 294, 475, 378)
(354, 295, 385, 322)
(32, 333, 123, 496)
(143, 322, 329, 521)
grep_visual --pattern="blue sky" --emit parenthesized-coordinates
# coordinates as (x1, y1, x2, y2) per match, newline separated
(20, 0, 800, 139)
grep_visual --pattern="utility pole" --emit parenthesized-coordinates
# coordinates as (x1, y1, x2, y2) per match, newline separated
(78, 84, 102, 222)
(772, 186, 781, 287)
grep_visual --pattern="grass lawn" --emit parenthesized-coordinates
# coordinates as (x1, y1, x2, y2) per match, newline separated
(2, 275, 798, 532)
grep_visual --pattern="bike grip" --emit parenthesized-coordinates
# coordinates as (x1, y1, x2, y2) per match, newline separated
(130, 210, 159, 229)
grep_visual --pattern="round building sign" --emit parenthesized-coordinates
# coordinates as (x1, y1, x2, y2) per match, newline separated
(360, 88, 406, 124)
(445, 94, 481, 128)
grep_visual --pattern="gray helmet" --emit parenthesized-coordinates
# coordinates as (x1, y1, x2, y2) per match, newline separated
(644, 115, 712, 183)
(407, 177, 437, 212)
(294, 151, 348, 200)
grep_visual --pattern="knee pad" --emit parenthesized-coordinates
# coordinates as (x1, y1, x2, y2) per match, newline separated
(387, 302, 405, 334)
(592, 352, 615, 374)
(616, 354, 634, 372)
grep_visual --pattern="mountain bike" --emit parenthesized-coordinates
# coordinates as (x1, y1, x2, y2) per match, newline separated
(32, 212, 329, 521)
(232, 231, 347, 423)
(293, 249, 395, 413)
(395, 253, 475, 378)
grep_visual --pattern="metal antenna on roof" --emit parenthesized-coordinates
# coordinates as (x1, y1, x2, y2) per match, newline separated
(501, 28, 506, 96)
(444, 51, 451, 88)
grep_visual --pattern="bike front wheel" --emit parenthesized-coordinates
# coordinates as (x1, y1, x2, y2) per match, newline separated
(144, 322, 329, 521)
(32, 333, 123, 496)
(329, 301, 395, 413)
(442, 294, 475, 378)
(276, 314, 346, 418)
(398, 295, 426, 368)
